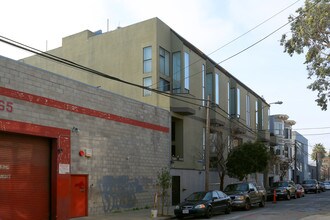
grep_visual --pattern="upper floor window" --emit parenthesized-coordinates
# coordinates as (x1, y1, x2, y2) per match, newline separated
(206, 73, 213, 102)
(143, 77, 152, 96)
(236, 88, 240, 117)
(143, 46, 152, 73)
(202, 64, 205, 106)
(255, 101, 258, 129)
(172, 52, 181, 93)
(215, 73, 220, 105)
(159, 78, 170, 92)
(246, 95, 251, 127)
(274, 122, 284, 135)
(159, 47, 169, 76)
(184, 52, 190, 92)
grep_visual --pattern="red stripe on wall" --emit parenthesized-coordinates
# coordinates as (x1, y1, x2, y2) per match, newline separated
(0, 87, 169, 133)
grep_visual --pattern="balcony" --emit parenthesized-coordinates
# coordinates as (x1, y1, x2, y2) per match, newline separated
(170, 107, 195, 115)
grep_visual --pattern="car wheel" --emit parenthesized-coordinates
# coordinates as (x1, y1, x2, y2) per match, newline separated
(175, 215, 184, 219)
(205, 206, 212, 218)
(244, 199, 251, 211)
(286, 192, 291, 200)
(225, 204, 231, 214)
(259, 197, 265, 207)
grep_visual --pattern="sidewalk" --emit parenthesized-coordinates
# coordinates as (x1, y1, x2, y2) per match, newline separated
(71, 207, 175, 220)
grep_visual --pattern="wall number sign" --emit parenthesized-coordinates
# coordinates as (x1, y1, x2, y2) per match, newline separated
(0, 100, 13, 112)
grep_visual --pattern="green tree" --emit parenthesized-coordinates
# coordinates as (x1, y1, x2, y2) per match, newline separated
(311, 143, 327, 161)
(226, 142, 269, 181)
(280, 0, 330, 110)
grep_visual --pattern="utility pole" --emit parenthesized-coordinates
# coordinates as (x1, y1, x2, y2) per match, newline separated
(294, 141, 297, 183)
(205, 95, 210, 191)
(316, 153, 319, 181)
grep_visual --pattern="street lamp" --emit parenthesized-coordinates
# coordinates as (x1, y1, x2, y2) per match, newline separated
(269, 101, 283, 105)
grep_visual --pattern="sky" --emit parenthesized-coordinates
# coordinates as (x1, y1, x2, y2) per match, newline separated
(1, 0, 329, 163)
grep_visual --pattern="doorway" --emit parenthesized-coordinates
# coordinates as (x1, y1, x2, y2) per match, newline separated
(70, 174, 88, 218)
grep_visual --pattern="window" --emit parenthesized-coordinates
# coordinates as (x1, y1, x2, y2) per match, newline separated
(184, 52, 190, 91)
(274, 122, 284, 135)
(202, 128, 205, 160)
(202, 64, 205, 106)
(236, 88, 240, 117)
(246, 95, 251, 127)
(206, 73, 213, 101)
(215, 73, 220, 105)
(159, 78, 170, 92)
(172, 52, 181, 93)
(227, 82, 230, 117)
(228, 82, 241, 118)
(159, 47, 169, 76)
(143, 46, 152, 73)
(255, 101, 258, 129)
(143, 77, 152, 96)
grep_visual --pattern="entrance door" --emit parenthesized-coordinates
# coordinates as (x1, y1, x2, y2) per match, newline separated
(172, 176, 180, 205)
(70, 174, 88, 218)
(0, 132, 51, 220)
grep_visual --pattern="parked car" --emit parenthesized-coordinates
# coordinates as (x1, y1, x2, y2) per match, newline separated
(323, 181, 330, 190)
(267, 180, 297, 200)
(302, 179, 320, 194)
(174, 190, 232, 219)
(295, 184, 305, 198)
(319, 181, 326, 192)
(223, 182, 266, 211)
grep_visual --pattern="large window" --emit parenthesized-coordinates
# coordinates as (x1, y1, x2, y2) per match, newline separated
(246, 95, 251, 127)
(143, 77, 152, 96)
(215, 73, 220, 105)
(172, 52, 181, 93)
(255, 101, 258, 129)
(159, 47, 169, 76)
(202, 64, 205, 106)
(184, 52, 190, 92)
(206, 73, 213, 101)
(143, 46, 152, 73)
(236, 88, 240, 117)
(274, 122, 284, 135)
(159, 78, 170, 92)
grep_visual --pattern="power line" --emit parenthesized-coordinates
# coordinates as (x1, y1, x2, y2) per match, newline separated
(151, 0, 302, 89)
(294, 127, 330, 130)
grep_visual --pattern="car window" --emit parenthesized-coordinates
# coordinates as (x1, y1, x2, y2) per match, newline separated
(273, 182, 288, 187)
(186, 192, 206, 201)
(216, 191, 226, 198)
(203, 192, 213, 200)
(303, 180, 316, 184)
(212, 191, 219, 199)
(249, 183, 257, 191)
(224, 183, 248, 192)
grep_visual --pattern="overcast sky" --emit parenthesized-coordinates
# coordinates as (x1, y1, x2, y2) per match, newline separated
(1, 0, 329, 162)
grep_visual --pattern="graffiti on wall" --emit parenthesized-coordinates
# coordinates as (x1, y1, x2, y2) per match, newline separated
(99, 175, 151, 212)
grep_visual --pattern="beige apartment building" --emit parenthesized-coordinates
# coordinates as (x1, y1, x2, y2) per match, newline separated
(22, 17, 271, 205)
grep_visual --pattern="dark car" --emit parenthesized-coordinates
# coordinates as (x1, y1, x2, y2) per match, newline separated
(224, 182, 266, 210)
(174, 190, 232, 219)
(267, 180, 297, 200)
(302, 179, 320, 193)
(295, 184, 305, 198)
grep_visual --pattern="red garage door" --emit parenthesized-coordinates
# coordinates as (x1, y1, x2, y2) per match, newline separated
(0, 132, 51, 220)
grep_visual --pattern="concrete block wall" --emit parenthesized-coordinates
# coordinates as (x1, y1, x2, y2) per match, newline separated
(0, 56, 171, 215)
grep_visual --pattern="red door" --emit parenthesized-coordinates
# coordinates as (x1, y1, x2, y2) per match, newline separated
(0, 132, 50, 220)
(70, 174, 88, 217)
